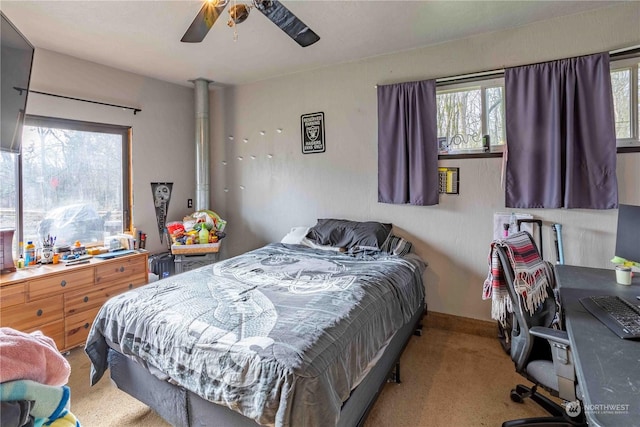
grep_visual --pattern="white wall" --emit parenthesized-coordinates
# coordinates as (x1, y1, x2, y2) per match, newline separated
(25, 4, 640, 321)
(26, 49, 195, 254)
(211, 3, 640, 320)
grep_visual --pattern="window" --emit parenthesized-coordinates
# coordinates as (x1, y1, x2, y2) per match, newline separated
(1, 116, 131, 251)
(611, 68, 631, 138)
(610, 57, 640, 148)
(0, 151, 19, 230)
(436, 54, 640, 157)
(436, 78, 505, 155)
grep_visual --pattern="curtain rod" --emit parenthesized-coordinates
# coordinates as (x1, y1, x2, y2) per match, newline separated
(436, 69, 504, 86)
(375, 45, 640, 88)
(14, 87, 141, 115)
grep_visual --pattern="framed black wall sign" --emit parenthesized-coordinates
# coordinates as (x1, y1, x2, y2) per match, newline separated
(301, 112, 325, 154)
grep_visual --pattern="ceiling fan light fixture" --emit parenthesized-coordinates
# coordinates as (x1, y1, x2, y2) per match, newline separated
(227, 3, 251, 27)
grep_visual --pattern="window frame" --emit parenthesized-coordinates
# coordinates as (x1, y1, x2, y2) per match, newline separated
(436, 77, 505, 158)
(13, 115, 132, 245)
(610, 57, 640, 151)
(436, 76, 506, 159)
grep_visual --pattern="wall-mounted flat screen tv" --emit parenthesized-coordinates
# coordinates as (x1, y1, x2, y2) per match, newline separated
(1, 11, 34, 154)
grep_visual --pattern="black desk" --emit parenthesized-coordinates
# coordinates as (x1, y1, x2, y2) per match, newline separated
(555, 265, 640, 427)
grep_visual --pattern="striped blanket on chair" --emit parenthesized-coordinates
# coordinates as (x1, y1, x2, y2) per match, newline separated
(483, 231, 554, 325)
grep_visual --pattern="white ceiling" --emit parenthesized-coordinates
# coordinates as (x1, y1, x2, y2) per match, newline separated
(1, 0, 620, 87)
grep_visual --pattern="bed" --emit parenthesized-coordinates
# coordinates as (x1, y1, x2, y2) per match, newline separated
(85, 220, 426, 427)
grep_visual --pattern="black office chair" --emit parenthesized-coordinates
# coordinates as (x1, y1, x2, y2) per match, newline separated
(495, 232, 586, 427)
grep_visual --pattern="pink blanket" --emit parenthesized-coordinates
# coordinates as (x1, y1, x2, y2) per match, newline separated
(0, 327, 70, 386)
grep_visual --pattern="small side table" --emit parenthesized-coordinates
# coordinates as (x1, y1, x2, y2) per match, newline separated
(171, 243, 220, 274)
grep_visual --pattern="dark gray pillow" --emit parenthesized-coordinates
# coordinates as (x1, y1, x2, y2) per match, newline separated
(305, 219, 392, 251)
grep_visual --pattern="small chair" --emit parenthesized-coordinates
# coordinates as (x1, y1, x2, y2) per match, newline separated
(495, 232, 585, 427)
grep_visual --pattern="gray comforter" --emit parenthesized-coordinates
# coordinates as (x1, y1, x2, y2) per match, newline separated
(85, 243, 425, 426)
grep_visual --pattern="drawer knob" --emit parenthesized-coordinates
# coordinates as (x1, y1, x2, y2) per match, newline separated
(128, 283, 133, 289)
(84, 323, 90, 329)
(83, 296, 89, 303)
(119, 266, 125, 273)
(36, 309, 43, 316)
(60, 280, 67, 287)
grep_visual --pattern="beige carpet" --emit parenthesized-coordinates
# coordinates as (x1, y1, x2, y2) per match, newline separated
(66, 323, 552, 427)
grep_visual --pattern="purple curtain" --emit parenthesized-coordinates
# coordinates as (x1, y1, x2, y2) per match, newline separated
(505, 52, 618, 209)
(377, 80, 438, 206)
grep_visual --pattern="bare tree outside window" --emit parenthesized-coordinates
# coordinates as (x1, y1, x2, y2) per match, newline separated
(611, 69, 631, 139)
(437, 88, 482, 152)
(0, 151, 18, 228)
(486, 87, 505, 146)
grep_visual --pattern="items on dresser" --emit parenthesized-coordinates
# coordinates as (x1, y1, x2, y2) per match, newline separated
(0, 229, 16, 274)
(24, 242, 36, 267)
(38, 235, 56, 265)
(53, 245, 71, 259)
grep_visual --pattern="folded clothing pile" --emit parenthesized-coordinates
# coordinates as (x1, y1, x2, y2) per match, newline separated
(0, 328, 80, 427)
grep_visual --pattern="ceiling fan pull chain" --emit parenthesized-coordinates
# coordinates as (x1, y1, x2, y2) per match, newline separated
(233, 0, 238, 41)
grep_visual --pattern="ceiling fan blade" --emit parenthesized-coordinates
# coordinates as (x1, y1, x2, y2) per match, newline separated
(254, 0, 320, 47)
(181, 1, 227, 43)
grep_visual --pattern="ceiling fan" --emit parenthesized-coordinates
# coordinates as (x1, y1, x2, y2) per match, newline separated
(181, 0, 320, 47)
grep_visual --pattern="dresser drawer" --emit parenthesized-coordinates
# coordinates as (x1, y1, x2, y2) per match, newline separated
(95, 256, 146, 287)
(64, 282, 137, 316)
(65, 306, 101, 349)
(0, 295, 63, 330)
(0, 282, 26, 308)
(25, 319, 65, 352)
(29, 269, 94, 301)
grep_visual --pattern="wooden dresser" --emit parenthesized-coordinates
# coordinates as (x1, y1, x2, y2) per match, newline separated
(0, 251, 148, 351)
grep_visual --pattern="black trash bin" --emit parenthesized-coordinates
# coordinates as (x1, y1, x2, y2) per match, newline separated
(149, 252, 175, 279)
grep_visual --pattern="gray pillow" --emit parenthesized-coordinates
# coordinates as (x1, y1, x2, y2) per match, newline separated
(305, 219, 392, 251)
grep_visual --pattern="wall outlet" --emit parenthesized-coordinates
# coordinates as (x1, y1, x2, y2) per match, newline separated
(187, 199, 193, 209)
